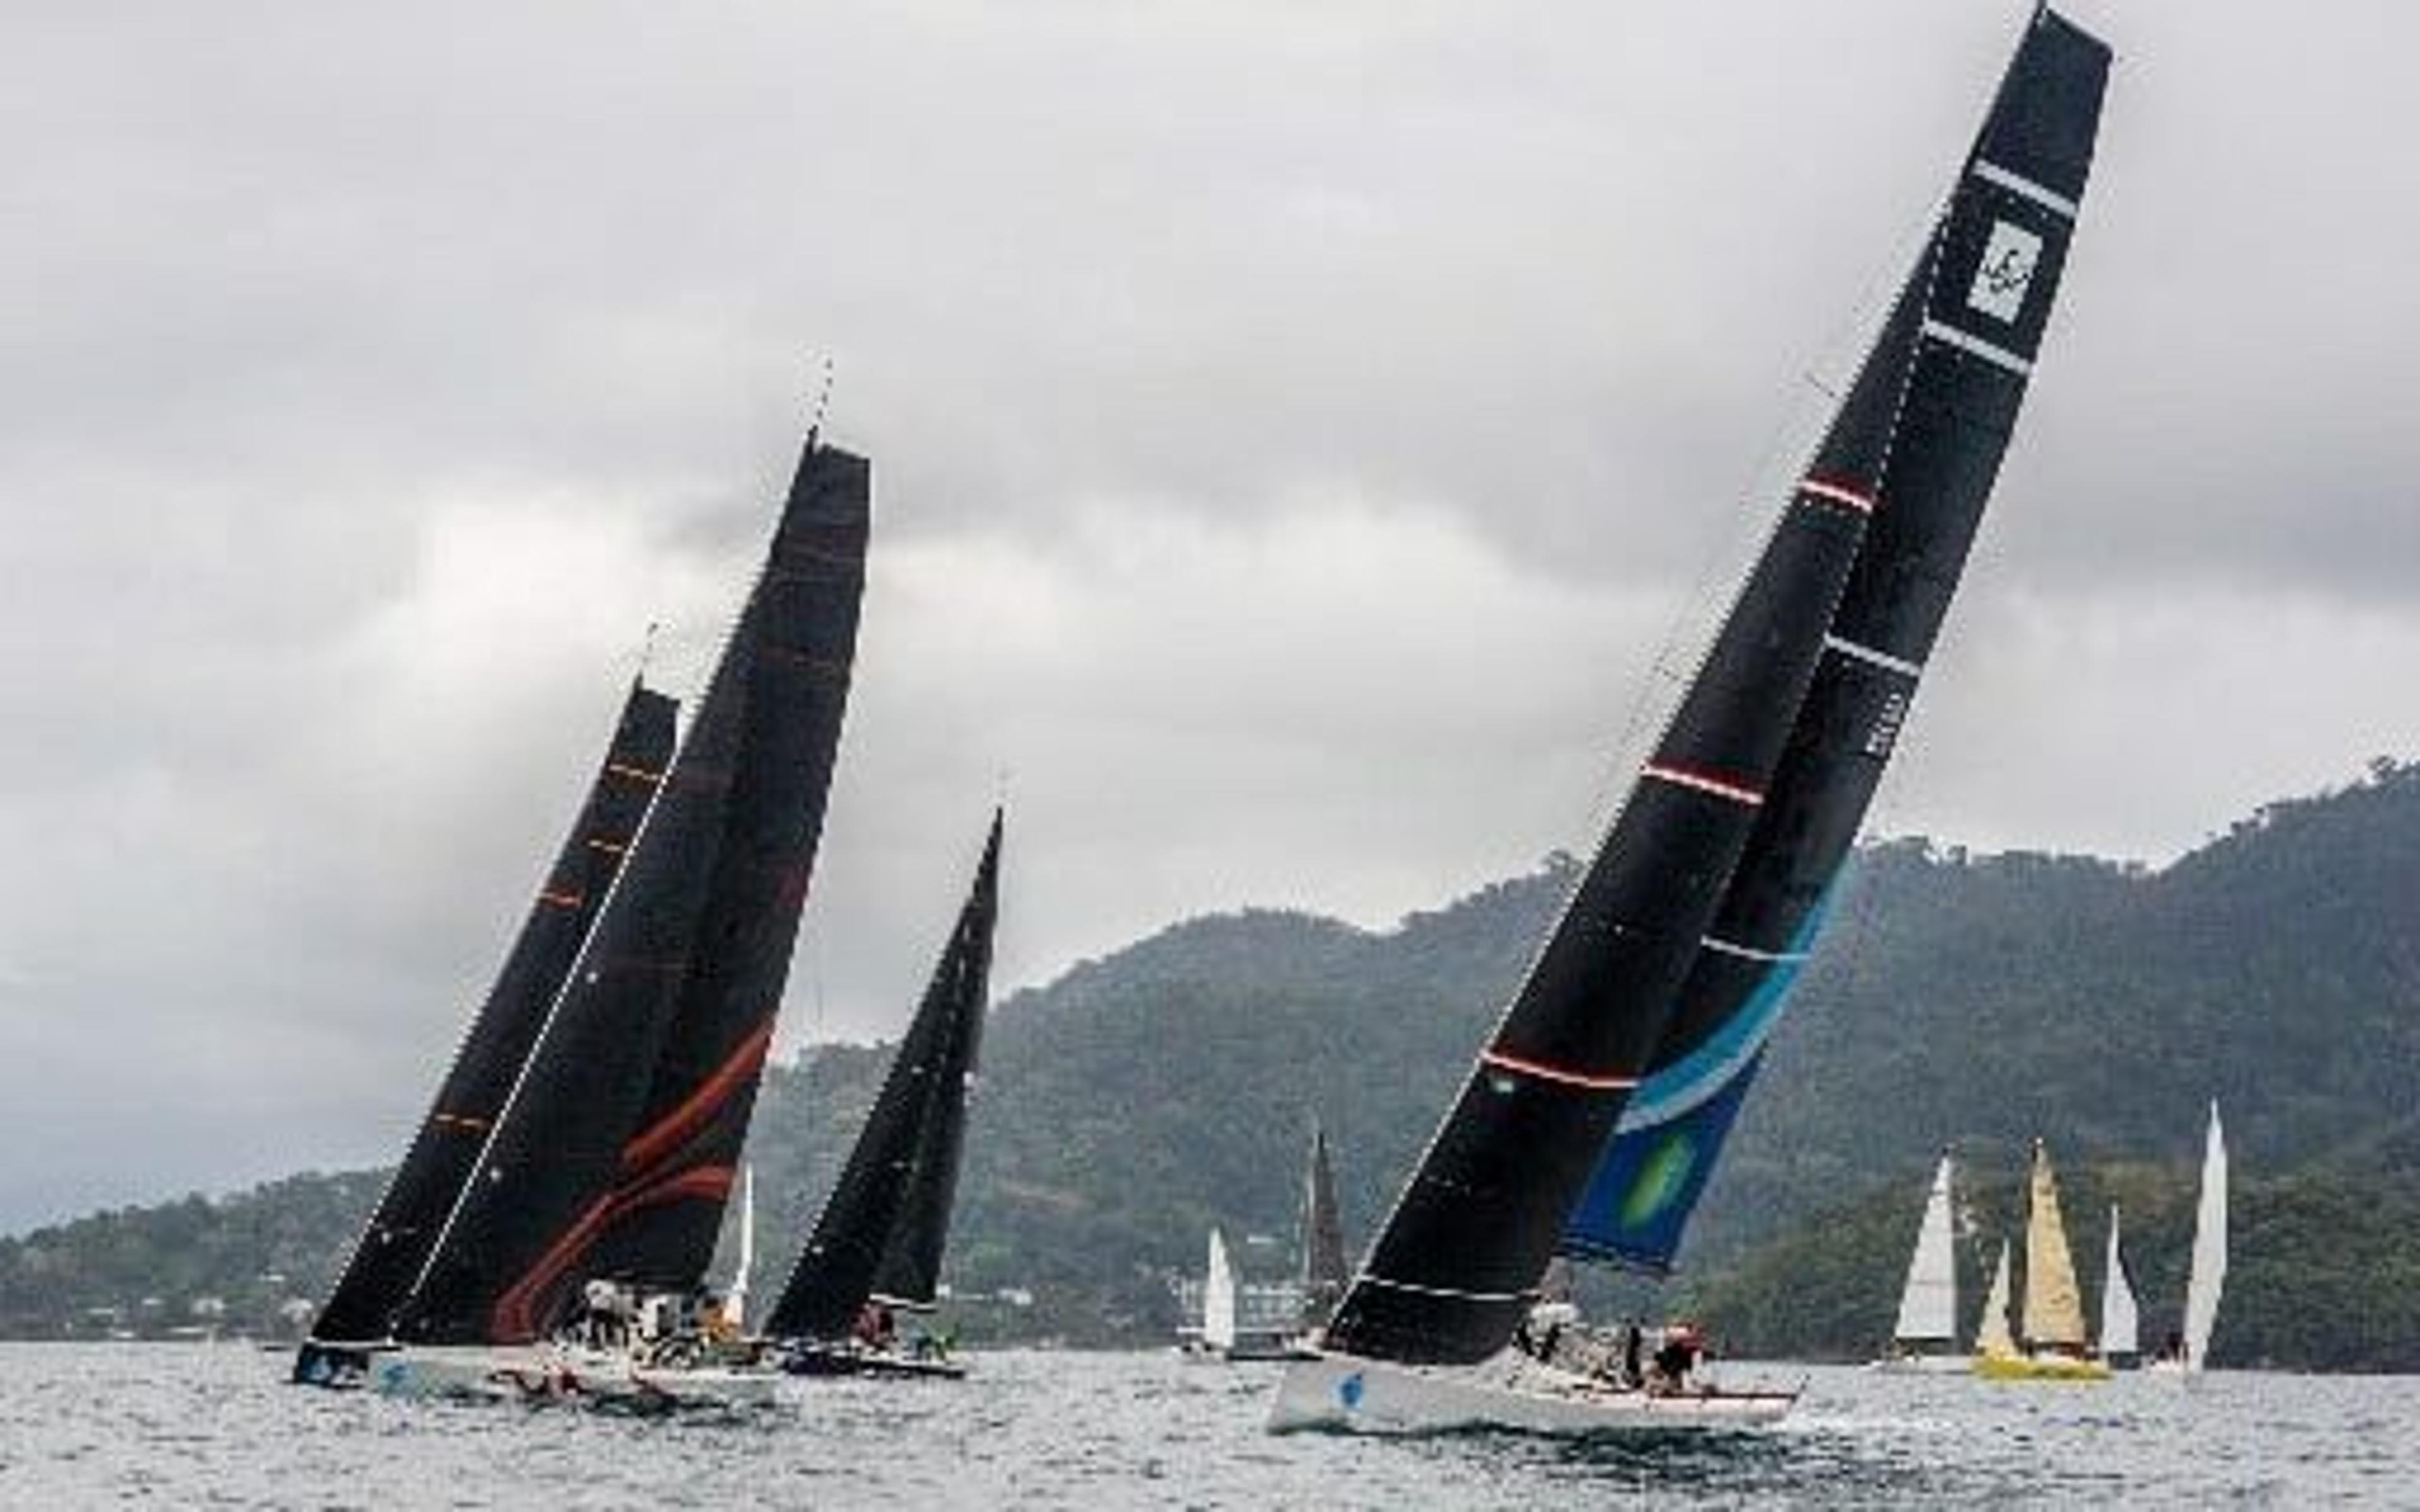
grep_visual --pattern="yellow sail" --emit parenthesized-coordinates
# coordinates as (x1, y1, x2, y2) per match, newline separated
(2020, 1140, 2089, 1348)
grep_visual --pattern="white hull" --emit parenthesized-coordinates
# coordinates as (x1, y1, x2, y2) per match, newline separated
(367, 1345, 778, 1410)
(1268, 1351, 1796, 1437)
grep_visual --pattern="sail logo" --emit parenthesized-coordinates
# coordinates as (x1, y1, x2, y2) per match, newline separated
(1337, 1371, 1366, 1410)
(1862, 689, 1910, 759)
(1967, 220, 2042, 323)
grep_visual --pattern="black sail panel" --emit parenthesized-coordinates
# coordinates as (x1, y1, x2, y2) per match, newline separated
(766, 813, 1001, 1338)
(1322, 471, 1879, 1365)
(573, 448, 871, 1297)
(1562, 8, 2110, 1274)
(307, 680, 676, 1345)
(869, 813, 1001, 1311)
(396, 439, 870, 1346)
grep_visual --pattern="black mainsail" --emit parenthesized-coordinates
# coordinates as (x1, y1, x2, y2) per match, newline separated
(1321, 346, 1904, 1364)
(305, 680, 676, 1349)
(763, 811, 1001, 1340)
(1562, 7, 2110, 1274)
(397, 436, 870, 1346)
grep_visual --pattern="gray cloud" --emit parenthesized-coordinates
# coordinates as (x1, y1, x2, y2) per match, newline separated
(1, 1, 2413, 1225)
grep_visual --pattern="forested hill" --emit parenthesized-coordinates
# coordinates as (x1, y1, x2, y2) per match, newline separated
(3, 760, 2414, 1366)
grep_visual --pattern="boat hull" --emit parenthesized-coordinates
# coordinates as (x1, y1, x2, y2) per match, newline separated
(366, 1346, 780, 1409)
(780, 1341, 966, 1380)
(1268, 1351, 1797, 1437)
(1973, 1351, 2112, 1383)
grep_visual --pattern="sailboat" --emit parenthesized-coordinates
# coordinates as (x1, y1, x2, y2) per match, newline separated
(758, 812, 1001, 1380)
(1564, 5, 2114, 1283)
(1294, 1122, 1352, 1344)
(2150, 1101, 2227, 1372)
(2098, 1202, 2141, 1368)
(342, 422, 871, 1407)
(1974, 1239, 2016, 1359)
(1271, 9, 2111, 1439)
(294, 677, 677, 1389)
(1974, 1140, 2111, 1381)
(1877, 1153, 1966, 1372)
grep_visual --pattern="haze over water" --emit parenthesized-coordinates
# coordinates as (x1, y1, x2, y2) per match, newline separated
(3, 1346, 2409, 1507)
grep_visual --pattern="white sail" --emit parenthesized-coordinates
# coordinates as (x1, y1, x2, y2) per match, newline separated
(1204, 1228, 1238, 1352)
(1974, 1240, 2016, 1358)
(1893, 1154, 1959, 1344)
(726, 1164, 757, 1329)
(2099, 1203, 2138, 1358)
(2181, 1101, 2228, 1370)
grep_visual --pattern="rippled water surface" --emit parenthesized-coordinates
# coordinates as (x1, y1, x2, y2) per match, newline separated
(1, 1346, 2412, 1507)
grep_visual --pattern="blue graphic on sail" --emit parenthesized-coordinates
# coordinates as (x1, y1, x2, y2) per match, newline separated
(1557, 886, 1833, 1270)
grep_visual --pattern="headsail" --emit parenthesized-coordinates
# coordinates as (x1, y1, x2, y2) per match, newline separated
(1562, 6, 2112, 1273)
(2181, 1101, 2228, 1369)
(1298, 1123, 1351, 1328)
(1974, 1239, 2016, 1358)
(396, 437, 870, 1345)
(308, 679, 676, 1346)
(2100, 1203, 2139, 1358)
(1892, 1154, 1959, 1348)
(2020, 1140, 2089, 1349)
(763, 813, 1001, 1337)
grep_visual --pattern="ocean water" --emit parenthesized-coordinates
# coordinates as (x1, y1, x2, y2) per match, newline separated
(1, 1345, 2412, 1508)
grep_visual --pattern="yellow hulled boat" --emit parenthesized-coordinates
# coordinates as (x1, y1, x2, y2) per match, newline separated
(1973, 1140, 2112, 1382)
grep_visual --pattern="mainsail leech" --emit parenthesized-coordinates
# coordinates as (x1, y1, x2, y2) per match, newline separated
(1562, 8, 2112, 1274)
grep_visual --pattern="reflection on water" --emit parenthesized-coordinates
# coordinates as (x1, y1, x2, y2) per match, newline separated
(0, 1346, 2412, 1508)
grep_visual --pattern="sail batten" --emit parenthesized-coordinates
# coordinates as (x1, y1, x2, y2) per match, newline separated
(1562, 8, 2111, 1274)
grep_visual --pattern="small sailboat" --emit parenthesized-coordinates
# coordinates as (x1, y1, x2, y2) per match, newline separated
(1973, 1140, 2111, 1381)
(1877, 1153, 1966, 1372)
(1294, 1122, 1352, 1346)
(2097, 1203, 2140, 1368)
(1974, 1239, 2017, 1360)
(2150, 1101, 2227, 1372)
(1272, 8, 2111, 1440)
(758, 813, 1001, 1380)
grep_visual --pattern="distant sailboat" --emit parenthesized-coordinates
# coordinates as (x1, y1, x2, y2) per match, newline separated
(2098, 1203, 2140, 1367)
(2152, 1101, 2227, 1372)
(1271, 8, 2111, 1439)
(1974, 1141, 2111, 1381)
(1879, 1154, 1965, 1371)
(1974, 1240, 2016, 1360)
(1202, 1228, 1241, 1355)
(1296, 1123, 1351, 1337)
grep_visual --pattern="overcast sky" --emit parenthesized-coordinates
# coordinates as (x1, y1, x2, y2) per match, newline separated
(2, 1, 2412, 1228)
